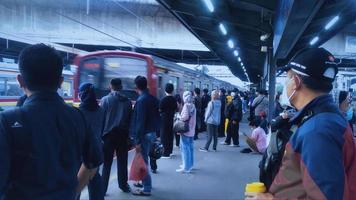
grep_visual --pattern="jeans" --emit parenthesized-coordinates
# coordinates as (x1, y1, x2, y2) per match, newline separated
(180, 135, 194, 171)
(141, 132, 156, 193)
(205, 124, 219, 150)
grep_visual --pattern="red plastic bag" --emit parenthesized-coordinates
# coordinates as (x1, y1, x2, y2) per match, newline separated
(129, 152, 148, 181)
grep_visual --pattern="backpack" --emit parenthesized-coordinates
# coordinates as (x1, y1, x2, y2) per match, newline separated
(149, 140, 164, 159)
(259, 104, 343, 190)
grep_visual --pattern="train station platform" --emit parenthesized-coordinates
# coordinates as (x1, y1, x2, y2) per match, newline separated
(80, 122, 262, 200)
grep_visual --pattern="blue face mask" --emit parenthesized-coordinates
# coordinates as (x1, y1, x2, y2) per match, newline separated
(346, 107, 353, 121)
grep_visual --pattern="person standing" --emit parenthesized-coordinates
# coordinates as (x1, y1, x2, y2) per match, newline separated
(78, 83, 105, 200)
(131, 76, 160, 196)
(273, 93, 284, 119)
(247, 48, 356, 199)
(176, 91, 196, 173)
(200, 90, 221, 152)
(193, 88, 202, 140)
(201, 88, 211, 132)
(223, 89, 242, 147)
(0, 44, 102, 199)
(159, 83, 177, 158)
(251, 89, 269, 121)
(218, 88, 227, 137)
(338, 91, 354, 132)
(100, 78, 132, 194)
(174, 94, 183, 147)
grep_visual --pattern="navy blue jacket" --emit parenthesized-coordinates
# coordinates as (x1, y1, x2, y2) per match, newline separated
(0, 92, 103, 200)
(132, 90, 160, 145)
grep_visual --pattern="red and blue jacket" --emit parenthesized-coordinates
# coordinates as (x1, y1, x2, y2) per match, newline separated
(270, 95, 356, 200)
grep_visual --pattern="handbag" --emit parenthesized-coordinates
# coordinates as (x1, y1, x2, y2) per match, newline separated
(173, 105, 191, 133)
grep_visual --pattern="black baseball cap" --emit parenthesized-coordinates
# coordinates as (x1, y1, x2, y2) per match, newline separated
(280, 48, 338, 82)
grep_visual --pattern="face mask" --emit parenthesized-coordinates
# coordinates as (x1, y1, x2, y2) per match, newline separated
(346, 107, 353, 121)
(280, 76, 297, 108)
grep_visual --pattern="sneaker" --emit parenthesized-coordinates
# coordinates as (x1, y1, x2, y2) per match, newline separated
(151, 169, 157, 174)
(179, 164, 184, 168)
(213, 149, 217, 152)
(220, 142, 229, 145)
(199, 147, 208, 152)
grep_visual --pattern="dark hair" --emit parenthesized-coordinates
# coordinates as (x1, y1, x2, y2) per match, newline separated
(165, 83, 174, 94)
(220, 88, 226, 94)
(299, 75, 333, 93)
(275, 93, 281, 101)
(175, 94, 182, 104)
(19, 43, 63, 91)
(203, 88, 209, 94)
(134, 76, 147, 90)
(110, 78, 122, 91)
(258, 89, 268, 96)
(194, 88, 201, 95)
(249, 118, 261, 127)
(339, 91, 349, 105)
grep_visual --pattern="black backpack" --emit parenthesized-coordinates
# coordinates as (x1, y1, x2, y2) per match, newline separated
(259, 104, 343, 190)
(149, 140, 164, 160)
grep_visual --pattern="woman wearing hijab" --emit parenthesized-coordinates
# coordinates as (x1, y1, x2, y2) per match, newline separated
(176, 91, 196, 173)
(78, 83, 105, 200)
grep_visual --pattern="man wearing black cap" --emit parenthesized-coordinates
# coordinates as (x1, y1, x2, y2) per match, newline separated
(246, 48, 356, 199)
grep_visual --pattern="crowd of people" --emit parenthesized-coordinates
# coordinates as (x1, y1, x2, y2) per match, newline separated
(0, 44, 356, 200)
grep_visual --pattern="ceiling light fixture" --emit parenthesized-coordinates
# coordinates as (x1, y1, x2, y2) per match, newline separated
(325, 15, 339, 30)
(233, 50, 239, 56)
(203, 0, 214, 12)
(219, 23, 227, 35)
(228, 39, 234, 49)
(238, 57, 241, 62)
(309, 36, 319, 45)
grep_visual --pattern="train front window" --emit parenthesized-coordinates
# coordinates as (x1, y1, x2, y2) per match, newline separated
(103, 56, 147, 90)
(80, 58, 101, 86)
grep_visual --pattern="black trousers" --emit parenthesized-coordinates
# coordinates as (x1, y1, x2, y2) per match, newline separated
(225, 121, 240, 145)
(175, 132, 180, 147)
(161, 114, 174, 156)
(218, 116, 226, 137)
(102, 129, 128, 194)
(150, 157, 157, 171)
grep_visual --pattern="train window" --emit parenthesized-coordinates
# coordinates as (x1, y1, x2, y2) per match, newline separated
(169, 76, 179, 94)
(0, 75, 23, 98)
(103, 57, 147, 90)
(184, 81, 193, 91)
(80, 58, 101, 86)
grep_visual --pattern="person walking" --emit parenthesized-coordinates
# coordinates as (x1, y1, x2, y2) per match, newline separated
(78, 83, 105, 200)
(251, 89, 269, 121)
(223, 89, 242, 147)
(131, 76, 160, 196)
(218, 89, 227, 137)
(100, 78, 132, 194)
(193, 88, 202, 140)
(247, 48, 356, 199)
(200, 90, 221, 152)
(159, 83, 177, 158)
(176, 91, 196, 173)
(0, 44, 102, 199)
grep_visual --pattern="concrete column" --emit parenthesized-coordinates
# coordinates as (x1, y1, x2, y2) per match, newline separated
(268, 48, 276, 122)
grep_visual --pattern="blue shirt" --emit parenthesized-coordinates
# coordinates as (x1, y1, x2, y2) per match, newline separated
(132, 90, 160, 145)
(0, 92, 103, 200)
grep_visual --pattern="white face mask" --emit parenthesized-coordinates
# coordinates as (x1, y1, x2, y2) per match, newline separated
(280, 76, 297, 108)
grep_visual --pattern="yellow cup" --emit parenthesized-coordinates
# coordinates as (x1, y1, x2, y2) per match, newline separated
(245, 182, 266, 193)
